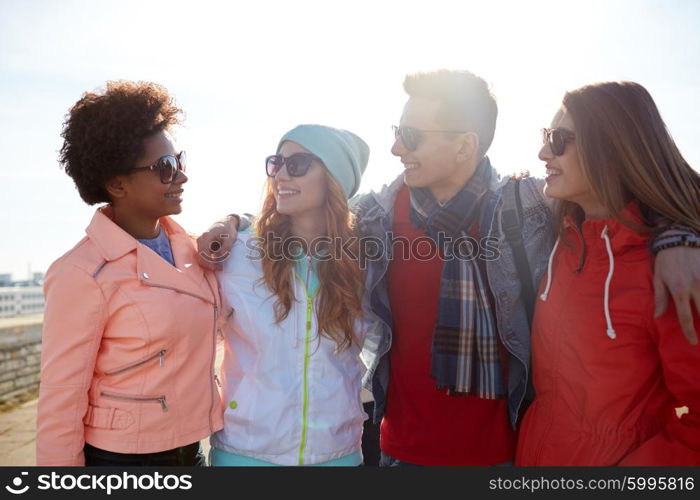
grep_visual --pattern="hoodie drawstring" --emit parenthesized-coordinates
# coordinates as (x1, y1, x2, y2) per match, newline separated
(539, 238, 560, 301)
(540, 227, 617, 340)
(601, 226, 617, 340)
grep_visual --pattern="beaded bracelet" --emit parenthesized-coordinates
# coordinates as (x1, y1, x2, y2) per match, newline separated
(651, 224, 698, 238)
(651, 233, 700, 255)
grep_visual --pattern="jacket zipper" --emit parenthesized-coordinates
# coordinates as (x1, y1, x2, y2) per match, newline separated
(104, 349, 166, 376)
(298, 256, 313, 465)
(203, 276, 220, 436)
(101, 391, 168, 411)
(140, 278, 220, 432)
(531, 292, 566, 465)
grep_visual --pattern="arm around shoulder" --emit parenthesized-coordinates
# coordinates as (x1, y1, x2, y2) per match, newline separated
(520, 175, 553, 212)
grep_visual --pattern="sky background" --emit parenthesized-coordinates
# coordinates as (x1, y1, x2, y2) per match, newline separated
(1, 0, 699, 279)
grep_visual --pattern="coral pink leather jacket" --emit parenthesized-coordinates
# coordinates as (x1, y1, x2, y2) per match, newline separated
(37, 207, 224, 465)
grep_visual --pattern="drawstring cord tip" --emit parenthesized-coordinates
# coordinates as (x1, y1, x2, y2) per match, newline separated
(601, 226, 617, 341)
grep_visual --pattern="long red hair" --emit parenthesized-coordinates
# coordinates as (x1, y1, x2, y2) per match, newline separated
(255, 169, 364, 351)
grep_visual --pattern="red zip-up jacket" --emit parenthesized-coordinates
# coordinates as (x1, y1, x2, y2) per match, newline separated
(516, 206, 700, 466)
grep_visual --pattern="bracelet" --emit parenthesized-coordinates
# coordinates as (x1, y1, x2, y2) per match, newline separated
(652, 224, 699, 239)
(651, 233, 700, 255)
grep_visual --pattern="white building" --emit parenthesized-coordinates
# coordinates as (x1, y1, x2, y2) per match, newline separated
(0, 287, 45, 318)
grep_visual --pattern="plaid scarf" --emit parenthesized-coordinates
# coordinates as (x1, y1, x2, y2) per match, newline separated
(409, 158, 505, 398)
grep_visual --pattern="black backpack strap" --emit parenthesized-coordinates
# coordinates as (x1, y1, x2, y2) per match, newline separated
(501, 179, 536, 329)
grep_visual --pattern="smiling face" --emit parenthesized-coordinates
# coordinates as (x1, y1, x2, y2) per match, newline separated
(540, 108, 607, 218)
(120, 130, 188, 218)
(391, 97, 477, 203)
(272, 141, 328, 218)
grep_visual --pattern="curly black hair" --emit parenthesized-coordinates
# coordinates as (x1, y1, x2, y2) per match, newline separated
(59, 80, 183, 204)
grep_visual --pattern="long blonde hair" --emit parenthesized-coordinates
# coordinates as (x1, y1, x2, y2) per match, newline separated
(555, 81, 700, 236)
(255, 169, 364, 351)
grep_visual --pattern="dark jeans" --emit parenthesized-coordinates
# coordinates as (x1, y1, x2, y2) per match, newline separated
(379, 451, 514, 467)
(379, 451, 421, 467)
(84, 442, 205, 466)
(361, 401, 381, 466)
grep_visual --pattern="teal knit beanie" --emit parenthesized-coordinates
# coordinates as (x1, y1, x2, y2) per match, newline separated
(277, 124, 369, 198)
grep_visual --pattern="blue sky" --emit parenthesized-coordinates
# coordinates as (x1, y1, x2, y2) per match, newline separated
(1, 0, 699, 279)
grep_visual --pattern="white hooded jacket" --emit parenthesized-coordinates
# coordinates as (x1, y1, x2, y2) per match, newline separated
(210, 232, 367, 465)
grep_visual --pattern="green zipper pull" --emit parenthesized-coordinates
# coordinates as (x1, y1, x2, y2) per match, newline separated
(299, 286, 314, 465)
(306, 298, 312, 330)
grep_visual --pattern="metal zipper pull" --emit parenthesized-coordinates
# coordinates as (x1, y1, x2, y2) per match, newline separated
(159, 350, 166, 367)
(214, 374, 222, 387)
(158, 396, 168, 411)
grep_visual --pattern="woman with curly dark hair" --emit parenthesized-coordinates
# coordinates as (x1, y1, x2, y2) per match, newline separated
(36, 81, 223, 466)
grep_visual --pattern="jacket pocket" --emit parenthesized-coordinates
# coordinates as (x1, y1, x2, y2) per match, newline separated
(84, 404, 135, 430)
(101, 391, 168, 411)
(103, 349, 167, 376)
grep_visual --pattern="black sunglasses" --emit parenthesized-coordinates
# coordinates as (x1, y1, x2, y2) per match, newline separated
(265, 153, 321, 177)
(542, 128, 575, 156)
(129, 151, 186, 184)
(392, 125, 468, 152)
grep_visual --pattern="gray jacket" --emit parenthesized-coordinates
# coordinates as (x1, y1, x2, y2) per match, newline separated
(354, 161, 555, 428)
